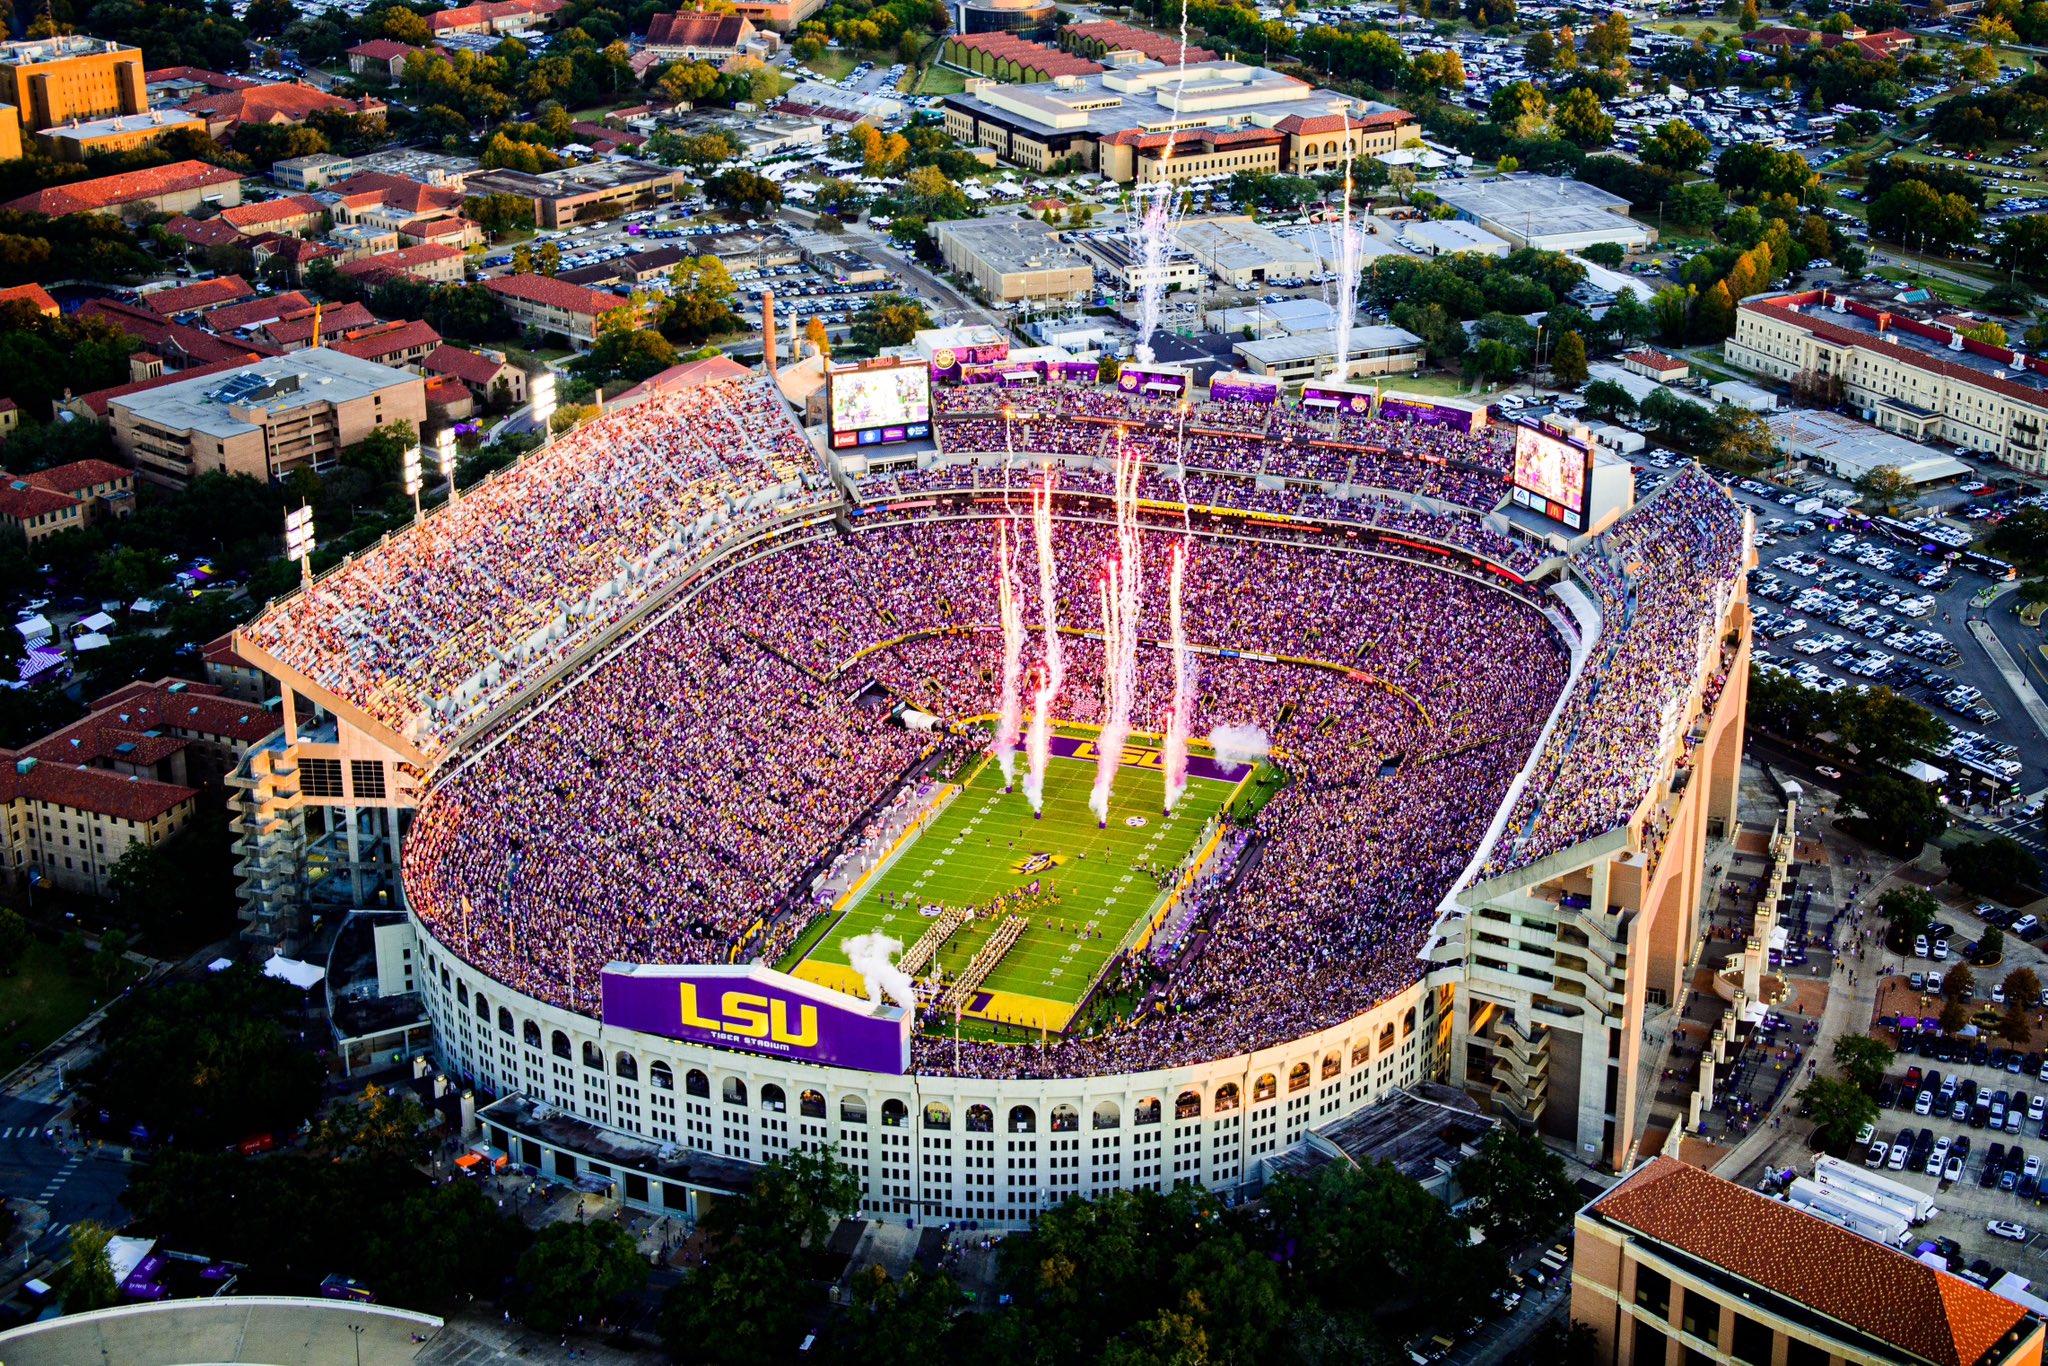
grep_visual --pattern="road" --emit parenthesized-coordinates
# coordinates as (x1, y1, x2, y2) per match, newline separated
(0, 1093, 132, 1269)
(1867, 247, 2003, 296)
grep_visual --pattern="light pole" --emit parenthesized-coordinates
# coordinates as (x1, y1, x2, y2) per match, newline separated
(349, 1323, 364, 1366)
(402, 443, 423, 521)
(284, 504, 316, 587)
(437, 426, 459, 505)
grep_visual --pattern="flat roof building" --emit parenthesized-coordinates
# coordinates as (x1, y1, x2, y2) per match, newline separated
(940, 61, 1416, 181)
(34, 108, 203, 162)
(108, 348, 428, 487)
(1234, 324, 1422, 382)
(1399, 217, 1510, 258)
(1576, 1156, 2045, 1366)
(1429, 174, 1653, 253)
(1730, 282, 2048, 474)
(930, 217, 1094, 303)
(0, 35, 147, 160)
(1766, 408, 1973, 485)
(462, 159, 684, 228)
(1175, 217, 1316, 288)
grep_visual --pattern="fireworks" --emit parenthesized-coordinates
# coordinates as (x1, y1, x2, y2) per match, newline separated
(993, 518, 1025, 790)
(1022, 462, 1063, 815)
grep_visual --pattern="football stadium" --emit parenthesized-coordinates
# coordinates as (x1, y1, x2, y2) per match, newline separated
(233, 353, 1753, 1227)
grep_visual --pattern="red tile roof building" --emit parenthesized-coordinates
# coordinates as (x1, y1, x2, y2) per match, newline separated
(327, 317, 444, 368)
(347, 39, 429, 79)
(1059, 20, 1214, 64)
(77, 298, 281, 370)
(163, 213, 244, 249)
(324, 170, 465, 226)
(202, 292, 315, 334)
(1577, 1157, 2043, 1366)
(256, 300, 380, 351)
(1740, 24, 1915, 59)
(218, 193, 329, 237)
(424, 344, 526, 404)
(140, 274, 256, 317)
(181, 81, 371, 137)
(0, 478, 86, 542)
(643, 11, 757, 56)
(940, 33, 1104, 80)
(0, 283, 60, 317)
(428, 0, 567, 35)
(484, 272, 627, 345)
(337, 242, 468, 286)
(0, 159, 244, 218)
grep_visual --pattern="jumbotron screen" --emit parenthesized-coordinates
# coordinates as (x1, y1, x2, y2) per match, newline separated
(828, 362, 933, 449)
(1510, 424, 1592, 531)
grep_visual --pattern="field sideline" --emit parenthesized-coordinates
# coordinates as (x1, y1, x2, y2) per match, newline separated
(794, 741, 1242, 1028)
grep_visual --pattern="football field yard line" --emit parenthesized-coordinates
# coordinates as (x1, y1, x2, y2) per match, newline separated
(802, 748, 1234, 1016)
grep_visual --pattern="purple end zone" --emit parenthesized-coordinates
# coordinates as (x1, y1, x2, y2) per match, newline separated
(970, 991, 993, 1012)
(1046, 734, 1250, 784)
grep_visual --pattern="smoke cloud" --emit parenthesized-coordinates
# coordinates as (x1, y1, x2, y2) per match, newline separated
(1208, 723, 1271, 771)
(844, 932, 918, 1012)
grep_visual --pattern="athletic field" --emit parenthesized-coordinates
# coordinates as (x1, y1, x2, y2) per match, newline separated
(791, 736, 1248, 1032)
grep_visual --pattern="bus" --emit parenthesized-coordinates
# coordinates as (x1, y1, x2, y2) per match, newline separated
(1958, 549, 2017, 581)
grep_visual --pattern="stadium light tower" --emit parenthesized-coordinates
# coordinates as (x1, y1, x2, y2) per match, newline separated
(436, 426, 459, 505)
(402, 443, 423, 521)
(530, 371, 558, 442)
(284, 504, 315, 586)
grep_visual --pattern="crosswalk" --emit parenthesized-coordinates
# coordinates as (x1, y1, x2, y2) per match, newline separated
(35, 1152, 80, 1205)
(0, 1126, 53, 1140)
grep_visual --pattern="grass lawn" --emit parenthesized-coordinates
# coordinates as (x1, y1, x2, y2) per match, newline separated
(916, 65, 967, 95)
(1379, 372, 1500, 400)
(1872, 263, 1995, 308)
(0, 940, 129, 1061)
(800, 742, 1241, 1019)
(801, 51, 857, 82)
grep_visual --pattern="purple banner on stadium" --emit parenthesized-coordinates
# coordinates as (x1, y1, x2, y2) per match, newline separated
(1048, 734, 1252, 783)
(1056, 361, 1101, 382)
(926, 340, 1009, 380)
(1301, 383, 1374, 414)
(601, 963, 911, 1073)
(1378, 396, 1478, 433)
(1209, 376, 1278, 406)
(1115, 366, 1189, 398)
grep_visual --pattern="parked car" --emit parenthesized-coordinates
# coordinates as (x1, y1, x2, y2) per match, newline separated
(1990, 1220, 2030, 1241)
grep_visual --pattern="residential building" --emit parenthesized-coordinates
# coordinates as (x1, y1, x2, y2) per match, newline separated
(931, 217, 1094, 303)
(31, 677, 281, 793)
(337, 242, 468, 286)
(34, 108, 205, 162)
(0, 282, 59, 316)
(0, 750, 198, 897)
(423, 344, 526, 406)
(0, 478, 86, 542)
(1575, 1156, 2044, 1366)
(0, 158, 243, 218)
(347, 40, 429, 80)
(17, 458, 136, 527)
(271, 152, 356, 191)
(428, 0, 567, 35)
(327, 318, 443, 369)
(1622, 348, 1689, 383)
(218, 194, 328, 238)
(106, 348, 428, 486)
(484, 273, 627, 347)
(0, 398, 15, 440)
(1727, 282, 2048, 473)
(0, 35, 147, 160)
(249, 233, 342, 285)
(462, 160, 685, 228)
(181, 81, 373, 138)
(140, 275, 256, 317)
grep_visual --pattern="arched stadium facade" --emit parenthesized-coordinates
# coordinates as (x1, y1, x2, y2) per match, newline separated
(231, 365, 1753, 1227)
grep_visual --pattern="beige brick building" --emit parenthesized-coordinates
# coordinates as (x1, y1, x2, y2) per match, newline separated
(108, 349, 427, 487)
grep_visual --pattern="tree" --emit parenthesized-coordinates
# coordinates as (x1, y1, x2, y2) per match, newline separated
(1490, 81, 1551, 139)
(2001, 1003, 2034, 1044)
(1554, 87, 1615, 147)
(1583, 9, 1632, 65)
(1523, 29, 1557, 72)
(1581, 379, 1637, 421)
(705, 167, 783, 217)
(803, 316, 831, 359)
(79, 965, 324, 1148)
(1878, 886, 1939, 949)
(899, 164, 971, 220)
(1550, 329, 1589, 384)
(1981, 924, 2007, 963)
(2006, 967, 2042, 1008)
(1869, 179, 1979, 252)
(0, 906, 28, 976)
(66, 1221, 119, 1312)
(1945, 962, 1977, 1005)
(1964, 320, 2009, 347)
(1580, 241, 1625, 268)
(310, 1084, 433, 1166)
(517, 1220, 647, 1333)
(1454, 1126, 1577, 1245)
(1947, 836, 2038, 897)
(1847, 768, 1949, 857)
(850, 294, 931, 350)
(832, 1265, 966, 1365)
(1642, 118, 1713, 173)
(1800, 1075, 1878, 1152)
(1833, 1034, 1895, 1094)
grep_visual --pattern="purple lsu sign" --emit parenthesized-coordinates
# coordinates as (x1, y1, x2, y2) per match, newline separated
(1117, 366, 1189, 397)
(1378, 396, 1478, 433)
(601, 963, 911, 1074)
(1209, 377, 1278, 407)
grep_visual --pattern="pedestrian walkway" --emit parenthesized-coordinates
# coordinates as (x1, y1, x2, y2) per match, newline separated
(35, 1154, 80, 1206)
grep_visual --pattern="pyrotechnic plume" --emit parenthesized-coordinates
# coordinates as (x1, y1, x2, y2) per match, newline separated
(1163, 540, 1193, 811)
(1090, 436, 1145, 826)
(993, 518, 1025, 790)
(1330, 108, 1363, 385)
(1023, 463, 1063, 814)
(1209, 723, 1271, 771)
(844, 932, 918, 1012)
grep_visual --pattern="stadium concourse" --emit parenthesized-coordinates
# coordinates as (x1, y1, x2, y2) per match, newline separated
(234, 366, 1753, 1223)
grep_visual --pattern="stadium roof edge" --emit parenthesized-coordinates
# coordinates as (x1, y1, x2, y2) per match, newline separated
(230, 625, 435, 769)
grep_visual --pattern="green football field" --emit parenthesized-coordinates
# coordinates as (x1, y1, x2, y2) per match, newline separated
(797, 746, 1240, 1018)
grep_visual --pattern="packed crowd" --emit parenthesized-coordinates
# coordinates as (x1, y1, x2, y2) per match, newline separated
(929, 385, 1515, 510)
(1483, 466, 1749, 877)
(243, 377, 824, 757)
(411, 510, 1574, 1076)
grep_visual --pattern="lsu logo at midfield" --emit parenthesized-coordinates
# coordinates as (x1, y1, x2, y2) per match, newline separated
(679, 985, 818, 1047)
(1072, 739, 1164, 771)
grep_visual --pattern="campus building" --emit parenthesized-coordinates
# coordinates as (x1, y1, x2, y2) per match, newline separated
(1728, 283, 2048, 474)
(1575, 1156, 2045, 1366)
(106, 348, 428, 487)
(483, 273, 627, 347)
(0, 158, 243, 218)
(940, 61, 1416, 182)
(1428, 174, 1653, 254)
(0, 35, 147, 161)
(462, 160, 685, 228)
(931, 217, 1095, 303)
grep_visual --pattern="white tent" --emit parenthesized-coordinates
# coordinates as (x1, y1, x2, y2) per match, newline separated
(72, 632, 110, 651)
(13, 614, 50, 643)
(262, 955, 326, 990)
(77, 611, 116, 633)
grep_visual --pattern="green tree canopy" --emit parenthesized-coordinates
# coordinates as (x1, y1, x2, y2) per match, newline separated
(1453, 1126, 1578, 1246)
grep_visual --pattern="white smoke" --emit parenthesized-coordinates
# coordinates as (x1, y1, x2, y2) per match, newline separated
(844, 932, 918, 1013)
(1208, 723, 1271, 771)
